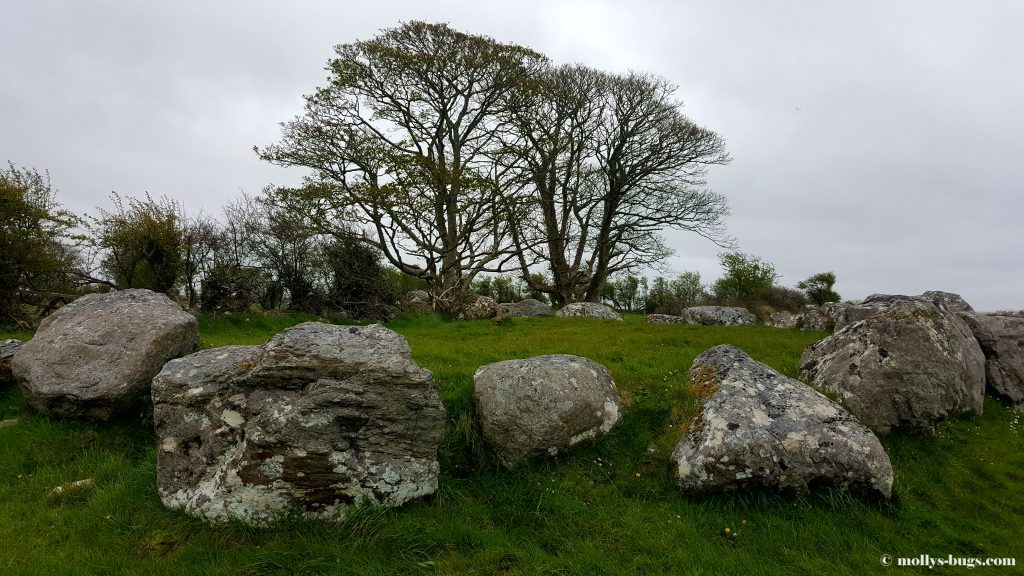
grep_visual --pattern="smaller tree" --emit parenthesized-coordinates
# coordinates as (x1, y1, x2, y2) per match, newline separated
(93, 193, 183, 293)
(645, 272, 706, 314)
(323, 236, 398, 321)
(712, 252, 778, 304)
(797, 271, 841, 305)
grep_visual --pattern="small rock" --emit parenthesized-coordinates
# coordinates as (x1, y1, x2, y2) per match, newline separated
(50, 478, 95, 495)
(681, 306, 756, 326)
(499, 298, 551, 318)
(458, 295, 499, 320)
(645, 314, 687, 324)
(0, 339, 24, 385)
(959, 313, 1024, 404)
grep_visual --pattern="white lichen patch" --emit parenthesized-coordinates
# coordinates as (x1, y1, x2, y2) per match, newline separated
(161, 437, 179, 453)
(221, 409, 244, 428)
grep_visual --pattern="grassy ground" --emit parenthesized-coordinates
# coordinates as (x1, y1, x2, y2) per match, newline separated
(1, 313, 1021, 575)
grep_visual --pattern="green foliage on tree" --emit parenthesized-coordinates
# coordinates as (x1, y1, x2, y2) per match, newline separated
(712, 252, 778, 304)
(797, 271, 841, 305)
(645, 272, 707, 314)
(602, 274, 648, 312)
(0, 162, 80, 325)
(199, 263, 267, 313)
(93, 193, 183, 293)
(323, 237, 398, 321)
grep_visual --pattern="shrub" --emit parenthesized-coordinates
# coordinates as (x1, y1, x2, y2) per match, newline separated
(645, 272, 707, 315)
(711, 252, 778, 304)
(200, 263, 266, 313)
(764, 286, 809, 313)
(323, 238, 397, 321)
(797, 271, 841, 305)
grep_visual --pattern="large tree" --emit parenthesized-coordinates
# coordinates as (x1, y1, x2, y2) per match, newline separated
(258, 21, 547, 310)
(504, 68, 733, 305)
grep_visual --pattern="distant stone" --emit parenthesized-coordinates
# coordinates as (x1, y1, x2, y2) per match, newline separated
(405, 290, 430, 305)
(0, 339, 23, 385)
(458, 295, 499, 320)
(922, 291, 975, 314)
(959, 313, 1024, 404)
(474, 354, 622, 467)
(800, 299, 985, 433)
(50, 478, 95, 496)
(12, 289, 199, 420)
(0, 418, 18, 429)
(672, 345, 892, 498)
(499, 298, 551, 318)
(766, 311, 799, 329)
(556, 302, 623, 321)
(646, 314, 687, 324)
(681, 306, 756, 326)
(152, 322, 446, 525)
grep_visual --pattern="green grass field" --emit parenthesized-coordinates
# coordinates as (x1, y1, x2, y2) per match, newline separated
(1, 313, 1022, 575)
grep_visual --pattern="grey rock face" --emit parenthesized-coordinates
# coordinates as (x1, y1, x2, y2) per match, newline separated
(499, 298, 551, 318)
(458, 295, 499, 320)
(405, 290, 430, 305)
(672, 345, 892, 498)
(766, 311, 799, 329)
(556, 302, 623, 321)
(11, 289, 198, 420)
(474, 354, 621, 467)
(798, 308, 834, 331)
(1, 339, 23, 385)
(800, 300, 986, 433)
(152, 322, 445, 525)
(960, 313, 1024, 403)
(645, 314, 687, 325)
(681, 306, 756, 326)
(922, 291, 975, 314)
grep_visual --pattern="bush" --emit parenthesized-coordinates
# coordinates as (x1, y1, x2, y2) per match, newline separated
(93, 193, 183, 293)
(645, 272, 707, 315)
(797, 271, 841, 305)
(711, 252, 778, 304)
(323, 238, 397, 321)
(763, 286, 809, 313)
(200, 264, 266, 313)
(0, 163, 80, 325)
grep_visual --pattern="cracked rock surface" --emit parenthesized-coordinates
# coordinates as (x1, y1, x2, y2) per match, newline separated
(474, 354, 621, 467)
(673, 345, 892, 498)
(555, 302, 622, 320)
(800, 299, 985, 433)
(152, 322, 445, 525)
(12, 289, 198, 420)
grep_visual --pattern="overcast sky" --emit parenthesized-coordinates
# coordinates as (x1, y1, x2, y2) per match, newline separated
(3, 1, 1021, 310)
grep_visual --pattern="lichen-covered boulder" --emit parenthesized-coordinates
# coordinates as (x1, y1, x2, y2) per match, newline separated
(766, 311, 799, 329)
(152, 322, 446, 525)
(681, 306, 756, 326)
(474, 355, 621, 467)
(645, 314, 687, 324)
(672, 345, 892, 498)
(1, 339, 23, 385)
(800, 300, 985, 433)
(922, 291, 975, 314)
(959, 313, 1024, 404)
(499, 298, 551, 318)
(458, 295, 499, 320)
(12, 289, 198, 420)
(401, 290, 432, 314)
(556, 302, 622, 321)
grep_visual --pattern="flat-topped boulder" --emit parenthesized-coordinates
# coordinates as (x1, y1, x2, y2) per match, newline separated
(645, 313, 687, 324)
(556, 302, 622, 321)
(672, 345, 892, 498)
(152, 322, 446, 525)
(959, 313, 1024, 404)
(681, 306, 756, 326)
(1, 339, 23, 386)
(499, 298, 551, 318)
(921, 291, 975, 313)
(800, 299, 985, 433)
(11, 289, 198, 420)
(474, 354, 621, 467)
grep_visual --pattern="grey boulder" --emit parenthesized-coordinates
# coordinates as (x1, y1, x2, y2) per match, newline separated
(959, 313, 1024, 403)
(499, 298, 551, 318)
(1, 339, 23, 385)
(681, 306, 756, 326)
(645, 313, 687, 325)
(800, 300, 985, 433)
(152, 322, 445, 525)
(673, 345, 892, 498)
(458, 295, 499, 320)
(12, 289, 198, 420)
(922, 291, 975, 313)
(474, 354, 622, 467)
(766, 311, 799, 329)
(556, 302, 623, 321)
